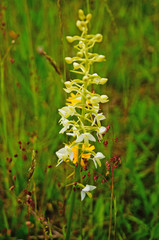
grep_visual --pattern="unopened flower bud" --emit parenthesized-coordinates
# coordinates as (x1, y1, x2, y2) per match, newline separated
(77, 51, 83, 58)
(73, 62, 80, 69)
(65, 57, 73, 64)
(76, 20, 82, 29)
(78, 9, 85, 20)
(96, 55, 105, 62)
(66, 36, 74, 43)
(95, 34, 103, 42)
(83, 76, 89, 81)
(81, 21, 86, 27)
(86, 13, 92, 21)
(106, 171, 109, 176)
(64, 81, 72, 88)
(100, 78, 108, 84)
(79, 41, 85, 48)
(101, 179, 105, 184)
(100, 95, 108, 103)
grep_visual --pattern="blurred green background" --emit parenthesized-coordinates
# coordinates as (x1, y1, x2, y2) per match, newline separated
(0, 0, 159, 239)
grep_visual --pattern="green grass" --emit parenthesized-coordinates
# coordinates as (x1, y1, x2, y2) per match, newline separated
(0, 0, 159, 239)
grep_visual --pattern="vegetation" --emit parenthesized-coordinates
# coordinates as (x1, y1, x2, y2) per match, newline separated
(0, 0, 159, 239)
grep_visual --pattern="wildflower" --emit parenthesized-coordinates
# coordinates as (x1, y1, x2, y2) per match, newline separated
(76, 133, 96, 146)
(58, 106, 75, 118)
(81, 185, 96, 201)
(56, 146, 73, 166)
(59, 118, 71, 134)
(97, 126, 107, 136)
(92, 152, 105, 168)
(66, 126, 80, 137)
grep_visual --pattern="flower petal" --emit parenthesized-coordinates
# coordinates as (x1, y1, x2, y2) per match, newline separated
(98, 126, 106, 134)
(96, 152, 105, 159)
(93, 158, 97, 168)
(76, 134, 84, 143)
(70, 151, 74, 161)
(83, 185, 96, 192)
(88, 133, 96, 142)
(81, 191, 86, 201)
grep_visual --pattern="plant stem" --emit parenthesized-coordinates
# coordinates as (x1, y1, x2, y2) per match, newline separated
(86, 0, 90, 13)
(80, 199, 83, 239)
(57, 0, 66, 81)
(0, 61, 7, 145)
(24, 0, 38, 120)
(108, 167, 114, 240)
(65, 188, 76, 240)
(114, 196, 117, 240)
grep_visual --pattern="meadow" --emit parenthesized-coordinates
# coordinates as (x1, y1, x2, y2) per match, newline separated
(0, 0, 159, 239)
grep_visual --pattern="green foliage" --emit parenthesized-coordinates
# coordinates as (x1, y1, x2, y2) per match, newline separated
(0, 0, 159, 239)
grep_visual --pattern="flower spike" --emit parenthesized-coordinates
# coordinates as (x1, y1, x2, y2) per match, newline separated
(56, 9, 109, 200)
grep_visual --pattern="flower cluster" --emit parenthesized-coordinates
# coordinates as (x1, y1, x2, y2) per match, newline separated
(56, 9, 109, 200)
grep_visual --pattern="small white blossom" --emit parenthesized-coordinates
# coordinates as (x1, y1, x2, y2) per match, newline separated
(100, 95, 108, 103)
(90, 96, 100, 104)
(66, 126, 80, 137)
(92, 152, 105, 168)
(76, 133, 96, 145)
(92, 113, 106, 126)
(59, 106, 75, 118)
(81, 185, 96, 201)
(98, 126, 106, 135)
(59, 118, 72, 134)
(56, 146, 73, 166)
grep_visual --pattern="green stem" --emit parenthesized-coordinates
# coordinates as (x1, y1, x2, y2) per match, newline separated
(57, 0, 66, 82)
(0, 61, 7, 144)
(80, 199, 83, 239)
(24, 0, 38, 120)
(108, 167, 114, 240)
(65, 188, 76, 240)
(86, 0, 90, 13)
(114, 196, 117, 240)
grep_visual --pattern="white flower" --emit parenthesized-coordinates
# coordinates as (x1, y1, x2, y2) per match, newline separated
(58, 106, 75, 118)
(100, 95, 108, 103)
(92, 152, 105, 168)
(76, 133, 96, 145)
(97, 126, 106, 135)
(92, 113, 106, 126)
(81, 185, 96, 201)
(59, 118, 72, 134)
(93, 104, 100, 113)
(66, 126, 80, 137)
(90, 96, 100, 104)
(56, 146, 73, 166)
